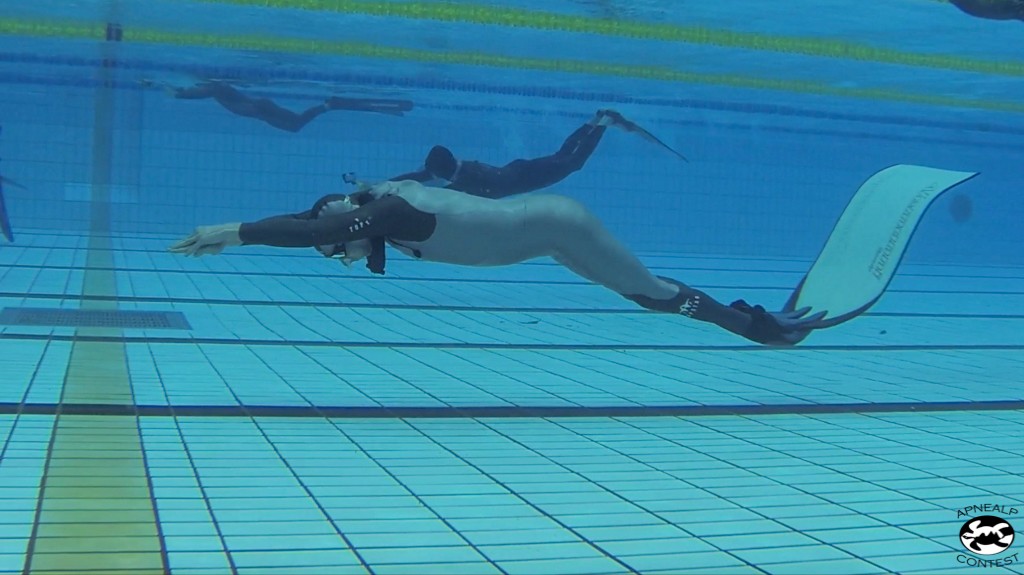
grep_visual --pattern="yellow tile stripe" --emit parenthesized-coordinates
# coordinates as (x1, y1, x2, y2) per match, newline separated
(192, 0, 1024, 77)
(1, 16, 1022, 115)
(24, 34, 166, 575)
(27, 418, 164, 575)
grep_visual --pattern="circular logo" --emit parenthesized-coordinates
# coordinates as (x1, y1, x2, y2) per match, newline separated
(960, 515, 1015, 556)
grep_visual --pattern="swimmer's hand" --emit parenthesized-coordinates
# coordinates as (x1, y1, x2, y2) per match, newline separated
(168, 223, 242, 257)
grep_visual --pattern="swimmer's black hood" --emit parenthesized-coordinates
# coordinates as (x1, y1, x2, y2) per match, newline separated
(311, 189, 387, 275)
(425, 146, 457, 180)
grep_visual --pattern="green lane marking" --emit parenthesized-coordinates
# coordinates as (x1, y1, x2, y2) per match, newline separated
(0, 17, 1022, 113)
(194, 0, 1024, 77)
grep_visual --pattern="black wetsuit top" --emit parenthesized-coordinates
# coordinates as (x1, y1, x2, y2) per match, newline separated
(238, 193, 435, 274)
(391, 161, 538, 199)
(239, 193, 435, 247)
(390, 123, 606, 199)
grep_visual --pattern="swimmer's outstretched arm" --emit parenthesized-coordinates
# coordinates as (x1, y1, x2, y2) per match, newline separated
(169, 194, 433, 256)
(241, 195, 427, 247)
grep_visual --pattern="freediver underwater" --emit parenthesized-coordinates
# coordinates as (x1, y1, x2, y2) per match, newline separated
(147, 79, 414, 133)
(168, 164, 978, 346)
(386, 109, 687, 199)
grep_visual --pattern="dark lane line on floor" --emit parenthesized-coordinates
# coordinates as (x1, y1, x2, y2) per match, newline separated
(4, 400, 1023, 418)
(6, 245, 1024, 282)
(6, 263, 802, 287)
(3, 266, 1024, 294)
(1, 332, 1021, 351)
(1, 291, 1023, 319)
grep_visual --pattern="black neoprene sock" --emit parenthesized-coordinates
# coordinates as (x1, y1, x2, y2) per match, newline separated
(625, 277, 754, 338)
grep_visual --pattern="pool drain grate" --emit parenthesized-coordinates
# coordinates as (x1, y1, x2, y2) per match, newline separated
(0, 308, 191, 330)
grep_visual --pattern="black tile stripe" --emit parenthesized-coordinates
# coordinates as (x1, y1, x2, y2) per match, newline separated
(8, 234, 1024, 280)
(4, 262, 1024, 295)
(1, 332, 1022, 352)
(4, 401, 1023, 418)
(128, 357, 173, 575)
(2, 290, 1024, 317)
(1, 290, 1022, 319)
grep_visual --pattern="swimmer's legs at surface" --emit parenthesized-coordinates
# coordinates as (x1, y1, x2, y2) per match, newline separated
(278, 93, 419, 131)
(172, 81, 330, 132)
(266, 96, 415, 131)
(255, 100, 331, 133)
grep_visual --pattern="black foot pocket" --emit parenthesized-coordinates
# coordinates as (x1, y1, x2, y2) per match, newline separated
(730, 300, 794, 346)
